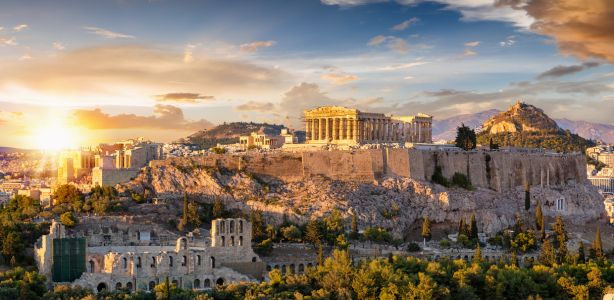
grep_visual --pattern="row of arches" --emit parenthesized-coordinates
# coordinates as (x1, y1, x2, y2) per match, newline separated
(112, 254, 215, 271)
(96, 277, 227, 293)
(265, 262, 313, 274)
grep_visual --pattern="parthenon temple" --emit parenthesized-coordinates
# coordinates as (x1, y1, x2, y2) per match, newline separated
(304, 106, 432, 144)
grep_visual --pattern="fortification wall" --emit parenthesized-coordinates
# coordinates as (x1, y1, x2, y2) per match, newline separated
(148, 149, 587, 191)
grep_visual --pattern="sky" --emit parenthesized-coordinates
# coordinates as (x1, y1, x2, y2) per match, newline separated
(0, 0, 613, 148)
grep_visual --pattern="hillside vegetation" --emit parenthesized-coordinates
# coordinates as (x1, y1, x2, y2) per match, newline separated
(181, 122, 286, 148)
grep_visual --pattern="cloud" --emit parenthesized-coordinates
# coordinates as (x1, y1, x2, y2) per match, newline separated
(183, 43, 197, 63)
(236, 101, 275, 112)
(463, 49, 477, 56)
(0, 45, 288, 105)
(53, 42, 65, 51)
(239, 40, 276, 53)
(19, 54, 32, 61)
(13, 24, 28, 32)
(321, 73, 359, 85)
(368, 35, 387, 46)
(321, 0, 387, 6)
(378, 61, 428, 71)
(499, 35, 516, 47)
(71, 104, 213, 130)
(465, 41, 480, 47)
(0, 36, 17, 46)
(368, 35, 410, 53)
(392, 17, 419, 31)
(537, 62, 600, 79)
(154, 93, 215, 103)
(497, 0, 614, 62)
(83, 26, 135, 39)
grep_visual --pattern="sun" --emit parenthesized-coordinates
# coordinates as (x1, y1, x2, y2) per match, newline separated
(32, 120, 79, 151)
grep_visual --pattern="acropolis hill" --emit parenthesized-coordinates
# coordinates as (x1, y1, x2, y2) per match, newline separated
(123, 148, 602, 236)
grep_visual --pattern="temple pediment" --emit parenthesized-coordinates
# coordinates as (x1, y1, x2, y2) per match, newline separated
(304, 106, 359, 117)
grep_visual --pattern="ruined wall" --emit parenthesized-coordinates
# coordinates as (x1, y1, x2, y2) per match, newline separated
(148, 149, 587, 191)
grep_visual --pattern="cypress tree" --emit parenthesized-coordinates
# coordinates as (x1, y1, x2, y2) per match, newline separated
(458, 218, 466, 236)
(524, 183, 531, 211)
(552, 216, 568, 263)
(535, 203, 543, 230)
(540, 214, 546, 240)
(422, 217, 431, 248)
(591, 227, 603, 260)
(474, 243, 482, 263)
(317, 243, 324, 266)
(469, 213, 478, 240)
(578, 242, 586, 263)
(351, 213, 358, 239)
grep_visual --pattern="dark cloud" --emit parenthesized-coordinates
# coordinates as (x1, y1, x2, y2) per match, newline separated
(235, 101, 275, 112)
(71, 104, 213, 131)
(537, 62, 600, 79)
(154, 93, 215, 103)
(498, 0, 614, 62)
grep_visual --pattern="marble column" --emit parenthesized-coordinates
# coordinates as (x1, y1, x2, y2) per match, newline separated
(353, 119, 358, 142)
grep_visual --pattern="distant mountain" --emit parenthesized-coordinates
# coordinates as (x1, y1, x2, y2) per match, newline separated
(555, 119, 614, 144)
(433, 108, 614, 144)
(182, 122, 286, 149)
(432, 109, 500, 141)
(476, 102, 593, 152)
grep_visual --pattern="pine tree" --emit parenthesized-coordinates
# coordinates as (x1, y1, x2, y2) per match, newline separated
(306, 220, 322, 247)
(590, 227, 603, 260)
(469, 213, 478, 240)
(524, 183, 531, 211)
(578, 242, 586, 263)
(538, 239, 556, 266)
(455, 124, 477, 150)
(535, 203, 543, 230)
(474, 243, 482, 263)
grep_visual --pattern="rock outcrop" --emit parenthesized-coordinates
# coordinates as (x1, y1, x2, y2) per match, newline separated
(482, 101, 559, 134)
(121, 151, 604, 237)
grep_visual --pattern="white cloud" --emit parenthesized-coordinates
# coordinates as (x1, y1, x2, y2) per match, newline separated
(53, 42, 65, 51)
(13, 24, 28, 32)
(239, 40, 276, 53)
(321, 0, 387, 6)
(368, 35, 410, 53)
(0, 36, 17, 46)
(183, 43, 197, 63)
(500, 35, 516, 47)
(83, 26, 135, 39)
(463, 48, 477, 56)
(19, 54, 32, 61)
(321, 73, 359, 85)
(368, 35, 387, 46)
(392, 17, 419, 31)
(378, 61, 428, 71)
(464, 41, 480, 47)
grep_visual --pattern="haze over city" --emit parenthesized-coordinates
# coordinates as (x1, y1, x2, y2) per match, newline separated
(0, 0, 612, 149)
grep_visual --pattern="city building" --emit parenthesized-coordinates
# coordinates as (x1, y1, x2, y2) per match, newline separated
(35, 217, 265, 293)
(239, 131, 285, 150)
(280, 128, 298, 144)
(589, 176, 614, 194)
(303, 106, 432, 145)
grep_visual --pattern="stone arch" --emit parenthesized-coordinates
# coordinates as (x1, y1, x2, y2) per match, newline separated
(204, 278, 211, 288)
(239, 220, 243, 233)
(197, 255, 202, 266)
(240, 236, 244, 246)
(97, 282, 107, 293)
(89, 260, 95, 273)
(169, 256, 174, 267)
(298, 264, 304, 273)
(126, 282, 133, 291)
(182, 255, 187, 266)
(216, 278, 224, 286)
(281, 264, 286, 274)
(149, 281, 156, 291)
(115, 282, 122, 290)
(221, 236, 225, 247)
(210, 256, 215, 268)
(266, 265, 272, 271)
(151, 257, 156, 268)
(230, 220, 235, 233)
(122, 257, 127, 269)
(137, 256, 142, 268)
(194, 279, 201, 289)
(290, 264, 296, 273)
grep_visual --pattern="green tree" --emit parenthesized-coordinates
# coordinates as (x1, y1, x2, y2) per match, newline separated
(53, 184, 84, 205)
(317, 243, 324, 266)
(60, 211, 78, 228)
(350, 213, 358, 239)
(469, 213, 478, 240)
(458, 217, 466, 236)
(281, 225, 301, 242)
(535, 203, 543, 231)
(455, 124, 477, 150)
(578, 242, 586, 263)
(212, 198, 224, 219)
(552, 216, 568, 263)
(474, 243, 482, 263)
(589, 227, 603, 260)
(539, 238, 556, 266)
(524, 183, 530, 211)
(305, 220, 322, 247)
(540, 214, 546, 240)
(421, 217, 431, 248)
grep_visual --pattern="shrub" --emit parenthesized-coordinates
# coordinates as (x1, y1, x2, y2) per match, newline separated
(451, 172, 472, 190)
(210, 147, 227, 154)
(60, 212, 78, 228)
(407, 242, 421, 252)
(439, 239, 451, 248)
(431, 166, 450, 187)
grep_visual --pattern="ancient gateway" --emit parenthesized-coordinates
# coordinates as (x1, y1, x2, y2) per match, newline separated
(304, 106, 433, 144)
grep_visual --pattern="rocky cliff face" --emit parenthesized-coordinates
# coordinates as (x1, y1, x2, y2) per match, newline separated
(121, 156, 604, 237)
(482, 102, 559, 134)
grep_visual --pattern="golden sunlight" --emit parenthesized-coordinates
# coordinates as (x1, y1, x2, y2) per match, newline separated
(31, 119, 80, 151)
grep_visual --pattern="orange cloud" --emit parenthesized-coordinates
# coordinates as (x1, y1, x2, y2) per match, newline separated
(500, 0, 614, 62)
(71, 104, 213, 131)
(154, 93, 215, 103)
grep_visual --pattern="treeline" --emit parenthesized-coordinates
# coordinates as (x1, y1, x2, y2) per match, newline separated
(477, 130, 594, 152)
